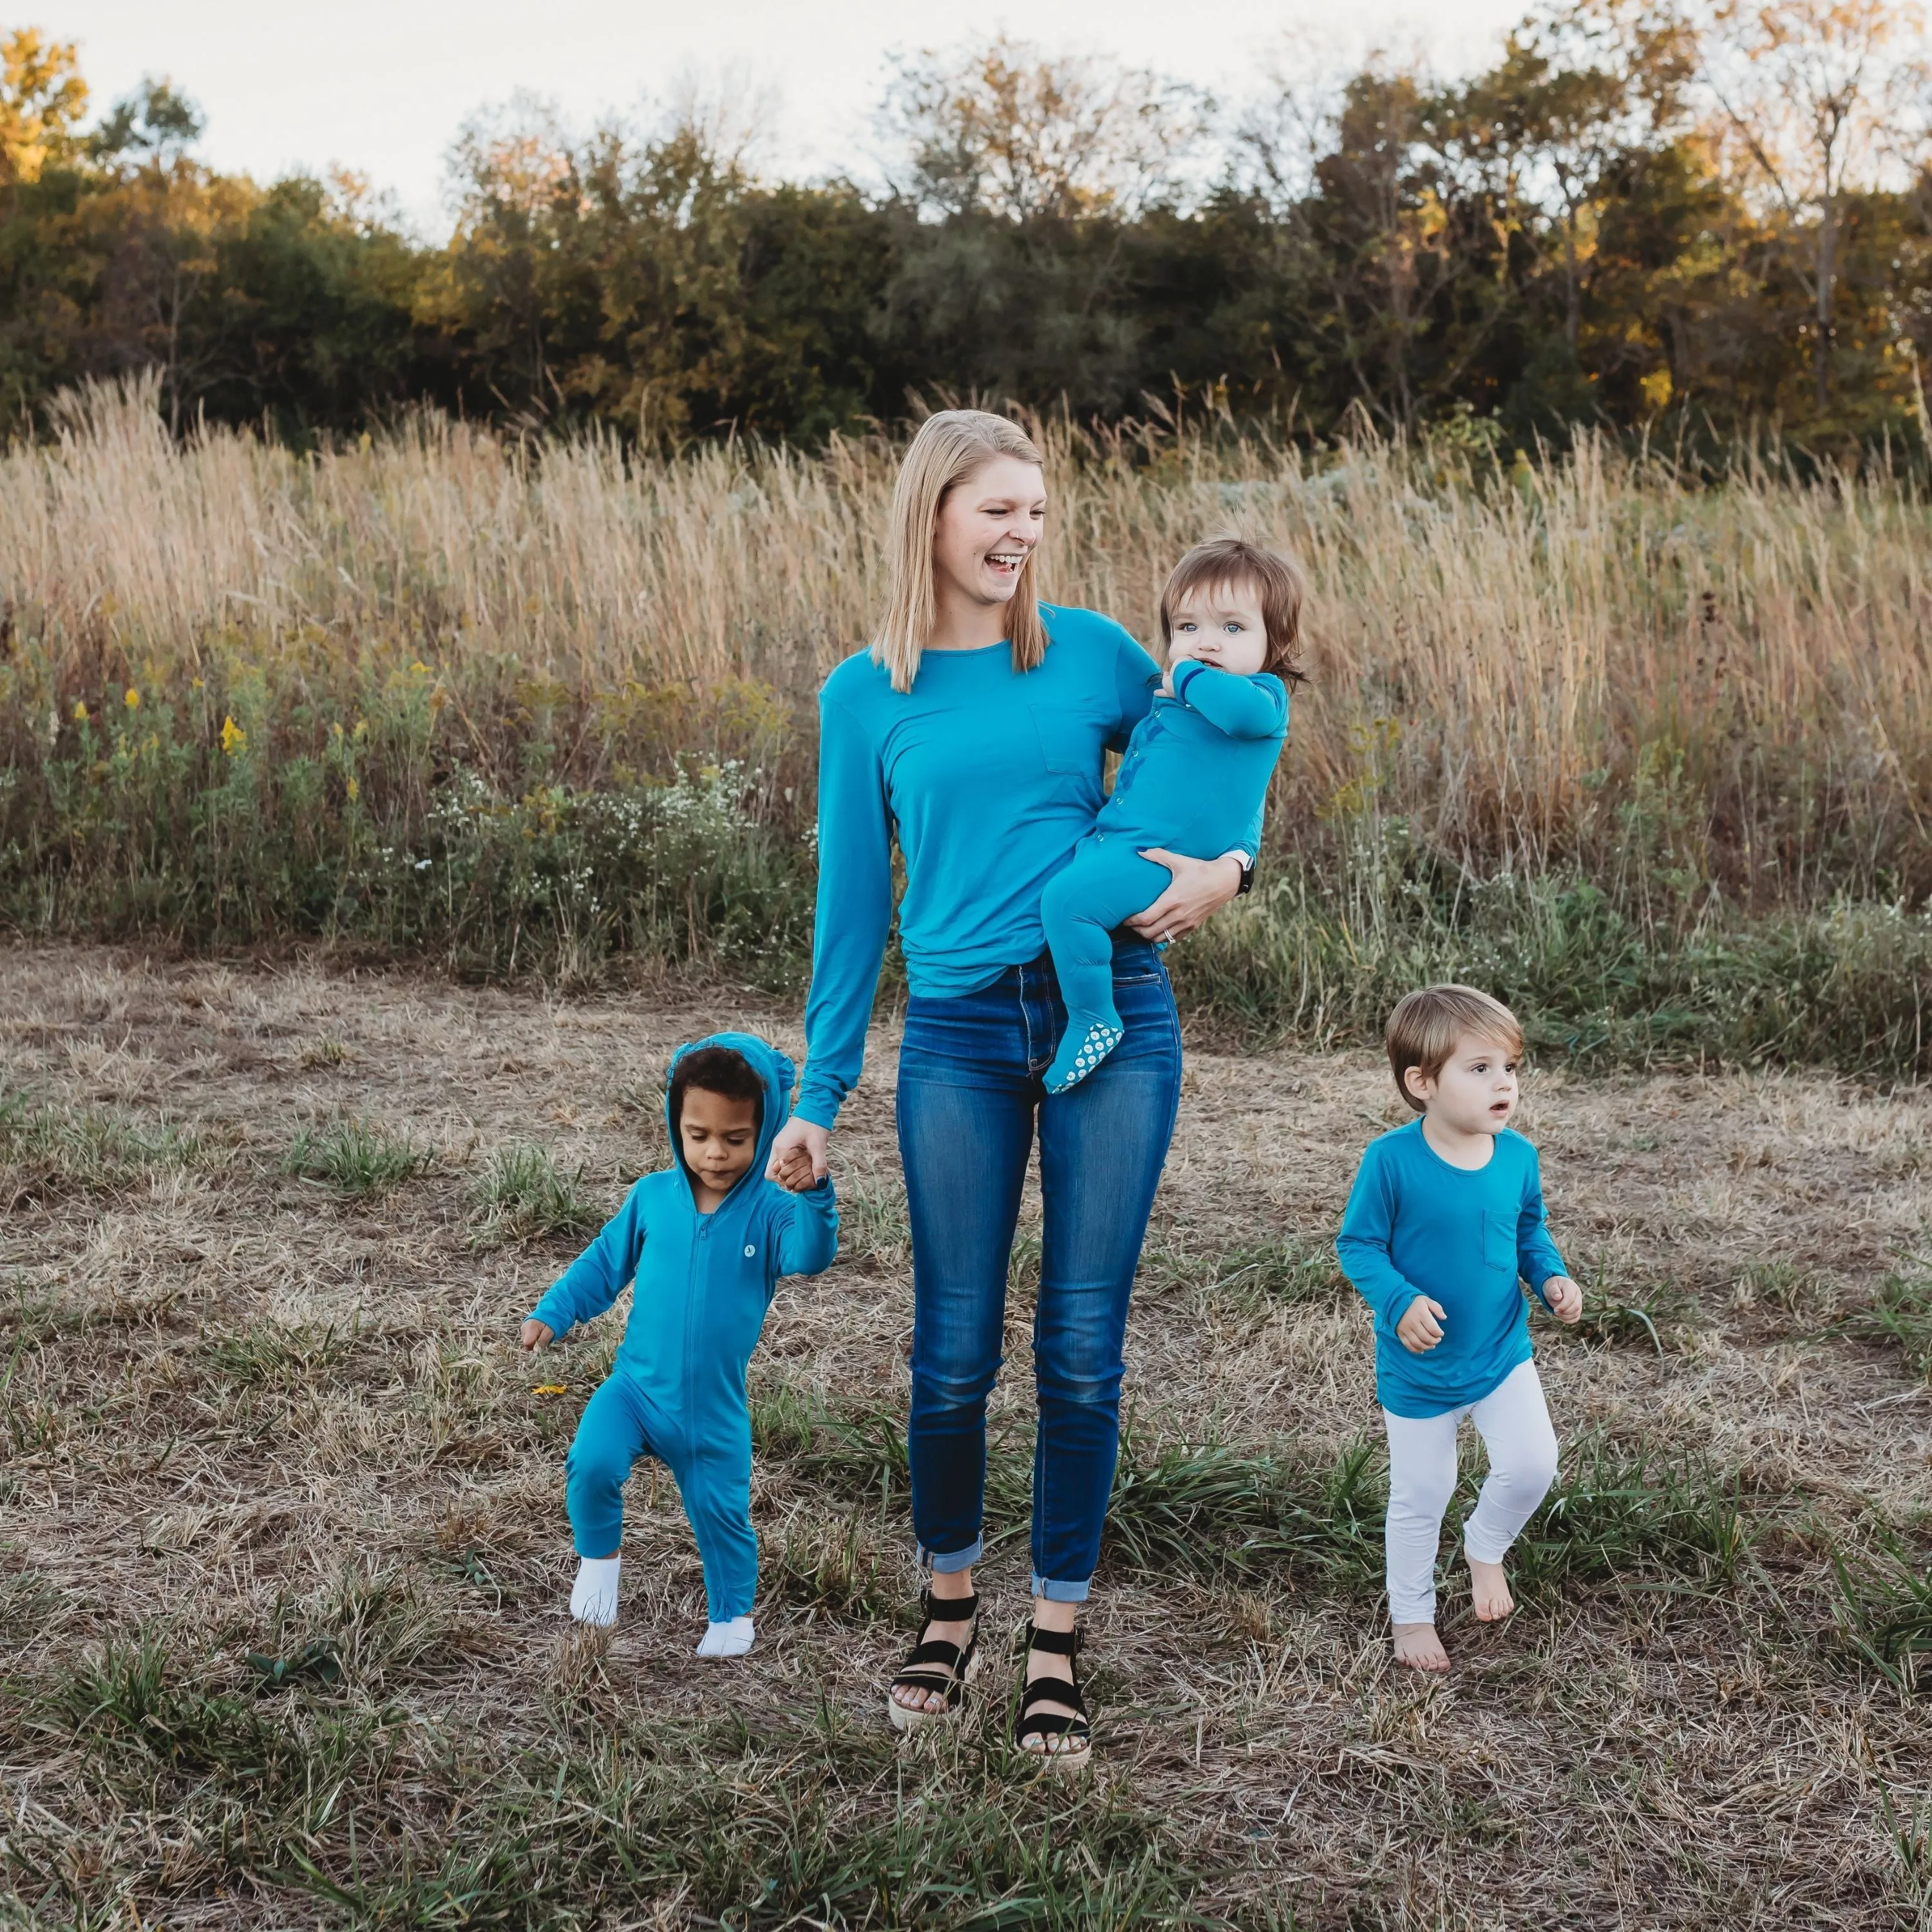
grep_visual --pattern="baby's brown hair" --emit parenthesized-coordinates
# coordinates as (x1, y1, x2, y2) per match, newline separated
(1159, 536, 1307, 685)
(1385, 985, 1524, 1112)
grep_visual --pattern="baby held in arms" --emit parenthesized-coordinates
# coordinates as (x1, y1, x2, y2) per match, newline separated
(1039, 537, 1300, 1095)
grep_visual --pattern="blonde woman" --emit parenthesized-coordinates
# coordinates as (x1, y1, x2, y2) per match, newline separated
(766, 410, 1255, 1770)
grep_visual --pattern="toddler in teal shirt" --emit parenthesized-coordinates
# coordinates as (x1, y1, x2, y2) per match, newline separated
(520, 1034, 837, 1658)
(1041, 538, 1301, 1094)
(1336, 985, 1584, 1672)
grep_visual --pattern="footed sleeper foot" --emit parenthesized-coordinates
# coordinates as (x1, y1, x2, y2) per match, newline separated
(570, 1556, 621, 1628)
(697, 1615, 755, 1658)
(1044, 1019, 1125, 1095)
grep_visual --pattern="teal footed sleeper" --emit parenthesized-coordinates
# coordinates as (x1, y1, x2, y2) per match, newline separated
(526, 1033, 838, 1622)
(1041, 659, 1288, 1093)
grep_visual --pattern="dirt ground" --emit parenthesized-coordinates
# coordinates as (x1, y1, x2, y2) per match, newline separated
(3, 945, 1931, 1929)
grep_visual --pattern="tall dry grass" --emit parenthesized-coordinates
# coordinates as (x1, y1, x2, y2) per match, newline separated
(6, 376, 1928, 893)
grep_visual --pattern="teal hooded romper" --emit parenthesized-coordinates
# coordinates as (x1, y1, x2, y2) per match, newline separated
(527, 1032, 839, 1623)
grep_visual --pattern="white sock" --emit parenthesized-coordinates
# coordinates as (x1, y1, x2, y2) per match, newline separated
(696, 1615, 755, 1658)
(569, 1556, 621, 1627)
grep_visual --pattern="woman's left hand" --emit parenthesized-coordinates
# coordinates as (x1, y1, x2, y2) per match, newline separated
(1125, 850, 1244, 947)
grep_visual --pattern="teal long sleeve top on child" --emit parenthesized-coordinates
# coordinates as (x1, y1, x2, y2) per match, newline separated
(796, 605, 1266, 1128)
(1335, 1121, 1568, 1419)
(1093, 659, 1287, 851)
(527, 1034, 838, 1440)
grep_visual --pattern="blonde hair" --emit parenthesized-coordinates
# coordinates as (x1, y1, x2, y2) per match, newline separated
(872, 410, 1049, 694)
(1385, 984, 1525, 1112)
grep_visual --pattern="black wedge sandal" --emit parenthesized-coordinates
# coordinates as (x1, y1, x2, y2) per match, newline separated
(1012, 1620, 1092, 1774)
(887, 1588, 981, 1733)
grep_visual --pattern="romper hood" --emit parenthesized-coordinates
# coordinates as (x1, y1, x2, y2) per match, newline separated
(663, 1031, 796, 1205)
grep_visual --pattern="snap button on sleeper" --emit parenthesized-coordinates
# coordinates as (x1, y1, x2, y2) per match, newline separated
(744, 1245, 755, 1257)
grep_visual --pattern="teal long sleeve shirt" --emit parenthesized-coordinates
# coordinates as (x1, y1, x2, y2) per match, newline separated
(796, 605, 1265, 1129)
(1094, 661, 1287, 853)
(527, 1033, 838, 1435)
(1334, 1121, 1569, 1418)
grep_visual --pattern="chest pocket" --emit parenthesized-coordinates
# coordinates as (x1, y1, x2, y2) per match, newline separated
(1482, 1210, 1515, 1273)
(1029, 703, 1105, 779)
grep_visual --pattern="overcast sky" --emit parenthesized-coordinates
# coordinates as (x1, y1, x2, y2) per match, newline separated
(41, 0, 1530, 232)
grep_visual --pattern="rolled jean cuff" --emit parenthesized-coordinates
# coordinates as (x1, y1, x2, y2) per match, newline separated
(920, 1536, 982, 1575)
(1031, 1573, 1092, 1604)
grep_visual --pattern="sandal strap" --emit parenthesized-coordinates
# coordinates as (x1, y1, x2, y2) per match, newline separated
(893, 1668, 965, 1695)
(920, 1587, 978, 1624)
(1019, 1674, 1089, 1722)
(1022, 1620, 1079, 1658)
(900, 1637, 969, 1671)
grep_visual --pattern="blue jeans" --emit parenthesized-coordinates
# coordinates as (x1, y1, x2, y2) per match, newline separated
(896, 936, 1182, 1601)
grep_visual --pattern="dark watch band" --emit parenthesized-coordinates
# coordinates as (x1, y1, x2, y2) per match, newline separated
(1236, 861, 1256, 897)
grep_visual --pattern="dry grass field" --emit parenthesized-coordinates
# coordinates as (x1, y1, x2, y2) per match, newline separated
(5, 943, 1932, 1928)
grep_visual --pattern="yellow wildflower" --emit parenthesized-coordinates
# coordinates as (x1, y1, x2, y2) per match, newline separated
(532, 1383, 567, 1396)
(410, 660, 428, 675)
(73, 699, 89, 723)
(346, 775, 359, 802)
(124, 687, 140, 710)
(220, 715, 247, 757)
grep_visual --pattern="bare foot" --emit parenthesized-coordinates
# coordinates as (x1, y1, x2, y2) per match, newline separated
(1468, 1557, 1515, 1622)
(1393, 1622, 1449, 1671)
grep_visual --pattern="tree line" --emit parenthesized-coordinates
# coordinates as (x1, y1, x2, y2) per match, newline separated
(1, 0, 1928, 451)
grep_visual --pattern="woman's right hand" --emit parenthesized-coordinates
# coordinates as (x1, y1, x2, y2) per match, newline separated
(767, 1115, 830, 1190)
(520, 1319, 554, 1352)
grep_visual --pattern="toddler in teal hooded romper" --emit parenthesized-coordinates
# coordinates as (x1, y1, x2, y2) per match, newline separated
(522, 1032, 837, 1657)
(1041, 538, 1303, 1094)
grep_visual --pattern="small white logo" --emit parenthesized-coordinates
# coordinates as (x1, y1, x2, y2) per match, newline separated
(744, 1245, 756, 1258)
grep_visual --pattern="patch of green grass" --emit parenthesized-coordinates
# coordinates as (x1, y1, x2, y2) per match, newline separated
(0, 1083, 198, 1200)
(1145, 1235, 1348, 1312)
(1852, 1259, 1932, 1378)
(1103, 1430, 1385, 1587)
(285, 1117, 430, 1198)
(1510, 1435, 1747, 1593)
(747, 1374, 833, 1459)
(266, 1710, 1198, 1931)
(468, 1143, 599, 1247)
(1738, 1258, 1837, 1319)
(766, 1515, 898, 1622)
(1564, 1271, 1699, 1354)
(837, 1177, 911, 1267)
(0, 1554, 59, 1643)
(1832, 1537, 1932, 1691)
(200, 1321, 351, 1390)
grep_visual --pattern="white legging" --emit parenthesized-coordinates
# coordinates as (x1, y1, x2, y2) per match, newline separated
(1381, 1359, 1560, 1625)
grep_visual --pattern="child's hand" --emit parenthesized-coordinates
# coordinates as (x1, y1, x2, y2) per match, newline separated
(1396, 1296, 1446, 1353)
(1542, 1276, 1584, 1324)
(520, 1319, 554, 1352)
(1159, 661, 1175, 697)
(766, 1117, 829, 1189)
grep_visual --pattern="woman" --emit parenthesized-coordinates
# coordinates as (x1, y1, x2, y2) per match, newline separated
(766, 410, 1252, 1770)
